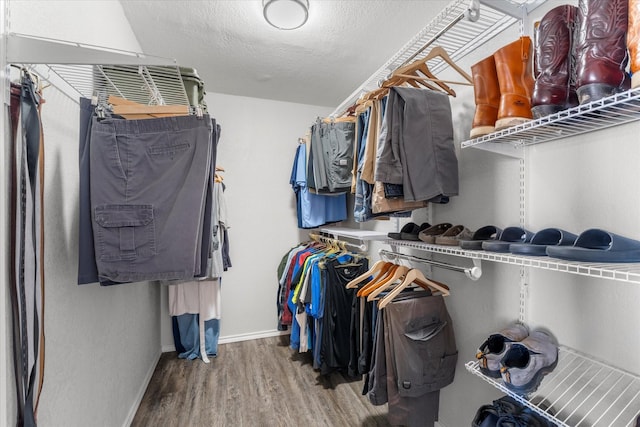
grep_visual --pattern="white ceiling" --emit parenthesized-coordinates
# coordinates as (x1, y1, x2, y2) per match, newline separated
(119, 0, 451, 108)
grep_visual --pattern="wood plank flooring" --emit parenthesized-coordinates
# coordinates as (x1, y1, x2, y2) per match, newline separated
(132, 335, 391, 427)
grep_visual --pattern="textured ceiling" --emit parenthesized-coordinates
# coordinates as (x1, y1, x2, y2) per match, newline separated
(119, 0, 451, 108)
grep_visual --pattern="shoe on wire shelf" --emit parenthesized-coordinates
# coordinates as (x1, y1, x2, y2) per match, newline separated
(500, 330, 559, 395)
(476, 322, 529, 378)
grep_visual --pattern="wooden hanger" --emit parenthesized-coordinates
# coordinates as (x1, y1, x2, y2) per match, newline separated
(358, 46, 473, 103)
(357, 263, 400, 297)
(388, 46, 473, 97)
(365, 265, 411, 301)
(108, 95, 191, 119)
(378, 268, 450, 309)
(346, 260, 388, 289)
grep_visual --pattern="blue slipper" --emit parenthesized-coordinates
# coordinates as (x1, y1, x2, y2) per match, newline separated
(459, 225, 502, 250)
(510, 228, 578, 256)
(482, 227, 533, 253)
(546, 229, 640, 263)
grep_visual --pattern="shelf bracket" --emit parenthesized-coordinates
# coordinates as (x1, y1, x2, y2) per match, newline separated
(479, 0, 546, 19)
(462, 140, 524, 159)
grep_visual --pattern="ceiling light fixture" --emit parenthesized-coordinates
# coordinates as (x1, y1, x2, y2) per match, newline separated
(263, 0, 309, 30)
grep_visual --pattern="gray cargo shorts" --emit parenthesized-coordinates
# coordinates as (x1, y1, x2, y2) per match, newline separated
(89, 114, 212, 283)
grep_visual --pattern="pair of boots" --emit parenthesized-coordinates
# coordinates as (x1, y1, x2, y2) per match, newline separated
(470, 37, 535, 138)
(470, 0, 636, 139)
(534, 0, 631, 116)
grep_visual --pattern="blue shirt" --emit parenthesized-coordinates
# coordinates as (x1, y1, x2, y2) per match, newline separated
(291, 144, 347, 229)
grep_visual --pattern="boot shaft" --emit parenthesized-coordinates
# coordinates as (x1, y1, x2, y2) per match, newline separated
(532, 5, 578, 117)
(629, 0, 640, 88)
(575, 0, 629, 101)
(494, 36, 535, 98)
(494, 37, 535, 128)
(470, 55, 501, 137)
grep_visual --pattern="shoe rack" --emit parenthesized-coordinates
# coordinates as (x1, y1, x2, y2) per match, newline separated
(462, 87, 640, 158)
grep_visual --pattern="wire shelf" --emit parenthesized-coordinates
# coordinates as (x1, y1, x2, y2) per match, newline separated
(8, 33, 191, 106)
(386, 240, 640, 284)
(330, 0, 540, 117)
(466, 346, 640, 426)
(47, 64, 189, 106)
(461, 87, 640, 149)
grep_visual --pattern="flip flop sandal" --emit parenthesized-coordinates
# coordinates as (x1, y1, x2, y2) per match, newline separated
(435, 225, 473, 246)
(510, 228, 577, 256)
(418, 223, 452, 244)
(482, 226, 533, 253)
(546, 228, 640, 262)
(460, 225, 503, 250)
(388, 222, 418, 240)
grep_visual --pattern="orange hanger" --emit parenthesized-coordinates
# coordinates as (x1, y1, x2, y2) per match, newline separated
(346, 260, 387, 289)
(355, 263, 398, 296)
(365, 265, 411, 301)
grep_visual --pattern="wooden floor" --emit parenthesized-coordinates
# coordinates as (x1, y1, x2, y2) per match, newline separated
(132, 335, 391, 427)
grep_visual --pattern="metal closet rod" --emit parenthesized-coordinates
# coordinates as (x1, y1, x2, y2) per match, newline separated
(379, 249, 482, 281)
(309, 233, 368, 252)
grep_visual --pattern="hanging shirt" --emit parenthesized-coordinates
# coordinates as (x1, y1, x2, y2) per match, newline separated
(291, 144, 347, 229)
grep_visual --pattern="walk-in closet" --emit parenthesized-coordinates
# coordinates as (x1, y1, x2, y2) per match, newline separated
(2, 1, 640, 426)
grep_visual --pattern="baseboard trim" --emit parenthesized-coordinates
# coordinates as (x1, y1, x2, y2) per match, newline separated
(219, 329, 290, 344)
(161, 330, 290, 353)
(122, 348, 162, 427)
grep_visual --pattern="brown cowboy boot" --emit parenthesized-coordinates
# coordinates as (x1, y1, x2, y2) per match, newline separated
(630, 0, 640, 89)
(532, 5, 578, 118)
(470, 55, 501, 138)
(575, 0, 629, 103)
(494, 37, 535, 131)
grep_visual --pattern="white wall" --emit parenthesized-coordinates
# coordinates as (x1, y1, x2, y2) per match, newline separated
(160, 92, 332, 348)
(5, 2, 162, 427)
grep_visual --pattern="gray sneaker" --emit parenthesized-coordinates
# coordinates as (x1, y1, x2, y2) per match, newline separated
(500, 330, 559, 395)
(476, 323, 529, 378)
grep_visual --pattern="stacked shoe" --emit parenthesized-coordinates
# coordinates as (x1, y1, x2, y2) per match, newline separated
(500, 330, 559, 395)
(472, 396, 557, 427)
(477, 324, 559, 395)
(476, 323, 529, 378)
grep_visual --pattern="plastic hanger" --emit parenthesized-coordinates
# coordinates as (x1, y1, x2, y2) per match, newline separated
(378, 268, 450, 309)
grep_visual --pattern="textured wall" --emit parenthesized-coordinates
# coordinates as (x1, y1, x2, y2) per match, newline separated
(6, 2, 161, 427)
(159, 92, 332, 348)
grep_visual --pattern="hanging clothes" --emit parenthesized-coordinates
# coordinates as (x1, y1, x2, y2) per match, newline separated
(9, 71, 46, 427)
(361, 274, 457, 427)
(276, 240, 369, 374)
(306, 118, 356, 194)
(167, 178, 230, 363)
(77, 91, 219, 285)
(352, 98, 419, 222)
(290, 142, 348, 229)
(375, 87, 459, 202)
